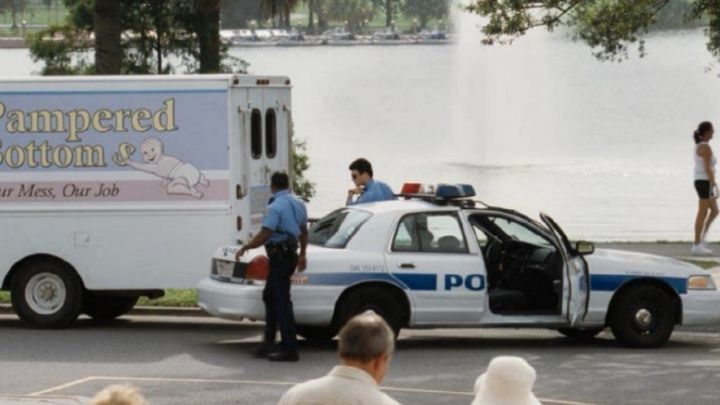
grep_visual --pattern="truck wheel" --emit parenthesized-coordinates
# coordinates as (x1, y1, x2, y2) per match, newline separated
(336, 287, 404, 338)
(609, 285, 676, 348)
(83, 294, 139, 321)
(296, 325, 337, 343)
(557, 327, 604, 340)
(10, 259, 83, 329)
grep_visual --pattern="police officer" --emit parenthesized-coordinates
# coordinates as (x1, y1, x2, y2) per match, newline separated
(236, 172, 308, 362)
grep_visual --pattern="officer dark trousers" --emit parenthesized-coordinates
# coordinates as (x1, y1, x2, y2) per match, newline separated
(262, 248, 298, 354)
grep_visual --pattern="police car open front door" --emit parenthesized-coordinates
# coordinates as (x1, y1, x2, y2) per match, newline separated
(385, 211, 486, 324)
(540, 213, 589, 326)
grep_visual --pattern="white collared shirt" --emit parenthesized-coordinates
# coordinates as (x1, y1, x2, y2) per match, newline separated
(277, 365, 401, 405)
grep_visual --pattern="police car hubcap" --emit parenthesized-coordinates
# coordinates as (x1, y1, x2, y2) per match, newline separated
(635, 308, 653, 328)
(25, 273, 66, 315)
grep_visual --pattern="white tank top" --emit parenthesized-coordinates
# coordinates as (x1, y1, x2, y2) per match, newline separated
(694, 142, 717, 180)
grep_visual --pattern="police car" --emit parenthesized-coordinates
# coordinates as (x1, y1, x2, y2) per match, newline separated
(198, 184, 720, 348)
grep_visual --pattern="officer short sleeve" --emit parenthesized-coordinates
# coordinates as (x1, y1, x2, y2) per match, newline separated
(262, 203, 282, 231)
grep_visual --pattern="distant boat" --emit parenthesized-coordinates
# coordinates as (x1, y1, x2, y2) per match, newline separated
(372, 27, 401, 41)
(321, 27, 356, 44)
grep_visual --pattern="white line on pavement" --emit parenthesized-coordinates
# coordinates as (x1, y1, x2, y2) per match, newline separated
(27, 377, 98, 397)
(28, 375, 598, 405)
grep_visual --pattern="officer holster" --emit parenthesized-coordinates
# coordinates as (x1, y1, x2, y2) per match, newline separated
(264, 240, 299, 257)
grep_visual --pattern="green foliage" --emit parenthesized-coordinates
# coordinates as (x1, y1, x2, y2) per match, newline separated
(401, 0, 447, 29)
(466, 0, 720, 62)
(137, 289, 197, 307)
(327, 0, 375, 31)
(292, 138, 316, 201)
(654, 0, 705, 29)
(28, 23, 95, 75)
(29, 0, 245, 75)
(0, 290, 9, 303)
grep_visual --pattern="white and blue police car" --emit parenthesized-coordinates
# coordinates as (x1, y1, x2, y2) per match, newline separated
(198, 184, 720, 348)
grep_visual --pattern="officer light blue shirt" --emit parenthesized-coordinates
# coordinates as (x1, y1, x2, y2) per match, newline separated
(350, 179, 396, 205)
(262, 189, 308, 244)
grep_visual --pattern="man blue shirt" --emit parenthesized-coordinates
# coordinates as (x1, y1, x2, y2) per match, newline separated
(263, 189, 309, 244)
(350, 179, 396, 205)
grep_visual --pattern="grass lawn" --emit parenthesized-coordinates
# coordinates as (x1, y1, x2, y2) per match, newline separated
(137, 289, 198, 307)
(681, 259, 719, 269)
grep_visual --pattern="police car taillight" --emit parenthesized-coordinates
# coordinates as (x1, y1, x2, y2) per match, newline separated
(400, 183, 424, 194)
(245, 255, 270, 281)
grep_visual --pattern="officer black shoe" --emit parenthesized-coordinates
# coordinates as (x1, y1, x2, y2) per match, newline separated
(267, 351, 299, 362)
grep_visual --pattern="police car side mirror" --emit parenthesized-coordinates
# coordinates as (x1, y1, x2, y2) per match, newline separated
(575, 241, 595, 256)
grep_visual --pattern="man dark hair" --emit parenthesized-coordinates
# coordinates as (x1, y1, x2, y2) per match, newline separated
(346, 158, 395, 206)
(271, 172, 290, 190)
(349, 158, 374, 178)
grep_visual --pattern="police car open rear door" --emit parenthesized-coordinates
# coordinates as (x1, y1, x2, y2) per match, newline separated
(540, 213, 589, 326)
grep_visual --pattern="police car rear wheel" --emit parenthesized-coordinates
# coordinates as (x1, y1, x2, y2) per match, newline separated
(336, 287, 403, 338)
(83, 294, 139, 321)
(296, 325, 337, 343)
(557, 327, 604, 340)
(609, 285, 676, 348)
(10, 259, 83, 329)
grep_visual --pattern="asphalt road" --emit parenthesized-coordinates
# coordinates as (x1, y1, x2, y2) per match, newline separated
(0, 314, 719, 405)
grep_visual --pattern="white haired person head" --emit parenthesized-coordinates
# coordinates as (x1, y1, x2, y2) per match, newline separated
(338, 310, 395, 384)
(91, 384, 148, 405)
(276, 310, 401, 405)
(472, 356, 541, 405)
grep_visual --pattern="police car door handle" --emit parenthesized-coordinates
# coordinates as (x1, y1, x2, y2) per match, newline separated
(398, 263, 415, 269)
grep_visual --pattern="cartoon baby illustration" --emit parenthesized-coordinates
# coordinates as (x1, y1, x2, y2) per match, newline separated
(122, 138, 209, 199)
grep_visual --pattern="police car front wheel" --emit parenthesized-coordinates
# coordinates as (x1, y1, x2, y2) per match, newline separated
(608, 285, 676, 348)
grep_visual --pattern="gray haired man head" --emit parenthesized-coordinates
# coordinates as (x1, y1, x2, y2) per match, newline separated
(277, 311, 401, 405)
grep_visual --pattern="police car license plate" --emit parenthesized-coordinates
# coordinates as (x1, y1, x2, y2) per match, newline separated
(216, 260, 236, 279)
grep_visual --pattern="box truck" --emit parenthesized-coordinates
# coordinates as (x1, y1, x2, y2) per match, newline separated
(0, 74, 292, 328)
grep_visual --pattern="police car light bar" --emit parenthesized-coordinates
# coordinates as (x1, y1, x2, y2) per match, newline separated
(435, 184, 476, 199)
(399, 182, 476, 201)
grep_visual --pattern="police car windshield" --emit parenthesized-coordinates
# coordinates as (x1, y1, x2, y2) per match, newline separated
(309, 208, 372, 248)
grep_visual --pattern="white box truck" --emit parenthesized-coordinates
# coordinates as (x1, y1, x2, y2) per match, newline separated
(0, 74, 292, 328)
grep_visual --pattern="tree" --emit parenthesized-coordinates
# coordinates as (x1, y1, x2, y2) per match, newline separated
(260, 0, 299, 28)
(42, 0, 52, 24)
(466, 0, 720, 62)
(30, 0, 241, 75)
(94, 0, 121, 74)
(327, 0, 374, 31)
(291, 138, 315, 201)
(194, 0, 221, 72)
(402, 0, 446, 30)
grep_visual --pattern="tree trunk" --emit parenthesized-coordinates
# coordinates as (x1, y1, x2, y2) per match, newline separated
(11, 4, 17, 29)
(196, 0, 221, 73)
(156, 39, 163, 74)
(308, 2, 314, 32)
(94, 0, 122, 74)
(385, 0, 392, 27)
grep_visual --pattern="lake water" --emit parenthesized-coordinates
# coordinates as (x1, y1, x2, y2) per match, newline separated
(3, 27, 720, 241)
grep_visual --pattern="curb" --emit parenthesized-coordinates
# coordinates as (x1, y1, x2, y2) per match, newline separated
(0, 303, 209, 318)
